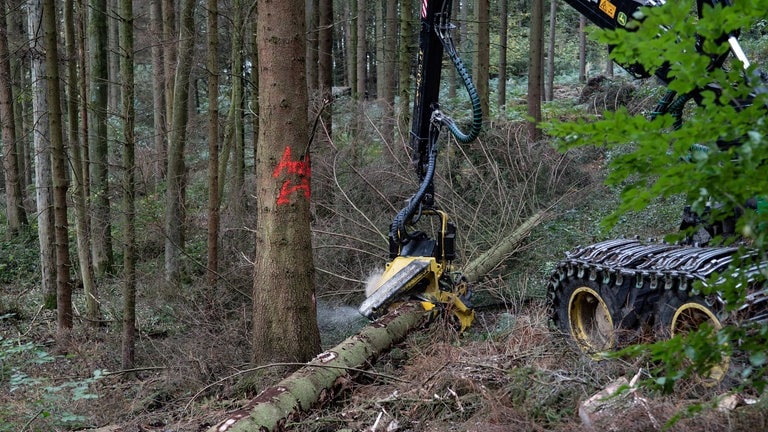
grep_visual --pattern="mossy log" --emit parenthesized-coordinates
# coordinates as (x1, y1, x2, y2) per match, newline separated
(208, 304, 427, 432)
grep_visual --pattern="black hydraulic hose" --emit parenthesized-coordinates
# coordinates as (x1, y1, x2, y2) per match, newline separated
(390, 123, 440, 244)
(435, 6, 482, 144)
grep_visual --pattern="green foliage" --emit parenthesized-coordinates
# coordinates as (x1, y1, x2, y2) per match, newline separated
(0, 230, 39, 285)
(0, 336, 103, 430)
(546, 1, 768, 391)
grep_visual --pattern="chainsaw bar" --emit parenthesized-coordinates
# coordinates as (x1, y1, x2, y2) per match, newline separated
(359, 258, 434, 319)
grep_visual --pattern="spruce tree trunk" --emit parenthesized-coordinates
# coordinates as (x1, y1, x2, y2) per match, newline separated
(527, 0, 544, 142)
(476, 0, 490, 119)
(150, 0, 167, 180)
(318, 0, 333, 134)
(164, 0, 195, 288)
(0, 0, 27, 236)
(252, 0, 321, 365)
(497, 0, 507, 114)
(28, 0, 56, 309)
(42, 0, 73, 341)
(64, 0, 98, 323)
(398, 0, 413, 136)
(119, 0, 136, 369)
(546, 0, 557, 102)
(381, 0, 397, 146)
(89, 0, 114, 277)
(206, 0, 220, 288)
(579, 15, 586, 83)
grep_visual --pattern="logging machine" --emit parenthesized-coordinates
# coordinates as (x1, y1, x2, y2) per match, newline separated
(359, 0, 481, 331)
(360, 0, 768, 379)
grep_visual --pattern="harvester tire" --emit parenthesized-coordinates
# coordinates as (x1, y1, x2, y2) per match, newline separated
(654, 290, 728, 387)
(552, 277, 623, 356)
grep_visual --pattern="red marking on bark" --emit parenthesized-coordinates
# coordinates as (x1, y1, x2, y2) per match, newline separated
(272, 146, 310, 205)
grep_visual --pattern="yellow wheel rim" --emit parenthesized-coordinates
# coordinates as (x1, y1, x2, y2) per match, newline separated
(670, 302, 729, 386)
(568, 287, 614, 355)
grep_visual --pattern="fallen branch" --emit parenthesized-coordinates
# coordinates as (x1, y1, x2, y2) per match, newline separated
(208, 304, 428, 432)
(462, 210, 546, 282)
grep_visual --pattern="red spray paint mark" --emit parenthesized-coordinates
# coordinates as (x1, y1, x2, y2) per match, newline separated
(272, 146, 310, 205)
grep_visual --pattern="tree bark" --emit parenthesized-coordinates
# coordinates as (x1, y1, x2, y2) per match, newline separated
(252, 0, 321, 366)
(305, 0, 318, 93)
(164, 0, 195, 288)
(527, 0, 544, 142)
(356, 0, 366, 101)
(210, 305, 428, 432)
(546, 0, 557, 102)
(28, 0, 56, 309)
(89, 0, 114, 277)
(381, 0, 397, 146)
(475, 0, 489, 119)
(64, 0, 98, 323)
(150, 0, 167, 180)
(374, 0, 384, 99)
(317, 0, 332, 134)
(119, 0, 136, 370)
(206, 0, 220, 288)
(578, 15, 586, 83)
(344, 0, 356, 98)
(0, 0, 27, 236)
(398, 0, 413, 137)
(497, 0, 507, 115)
(42, 0, 73, 340)
(228, 0, 245, 214)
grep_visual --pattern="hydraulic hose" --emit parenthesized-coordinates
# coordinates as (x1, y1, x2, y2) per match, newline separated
(435, 9, 482, 144)
(390, 123, 441, 244)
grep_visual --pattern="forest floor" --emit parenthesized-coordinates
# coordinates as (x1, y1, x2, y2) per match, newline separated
(3, 295, 768, 432)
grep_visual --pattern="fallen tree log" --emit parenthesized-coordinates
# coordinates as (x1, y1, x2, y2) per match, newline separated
(462, 210, 546, 282)
(208, 304, 428, 432)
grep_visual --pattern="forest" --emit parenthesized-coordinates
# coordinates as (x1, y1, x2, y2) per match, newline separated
(1, 0, 768, 430)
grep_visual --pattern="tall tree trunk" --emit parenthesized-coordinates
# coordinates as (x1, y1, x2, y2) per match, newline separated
(89, 0, 114, 277)
(77, 0, 90, 200)
(475, 0, 489, 119)
(253, 0, 321, 365)
(162, 0, 176, 140)
(28, 0, 56, 309)
(374, 0, 383, 99)
(578, 15, 586, 83)
(497, 0, 507, 115)
(8, 0, 28, 199)
(250, 17, 259, 176)
(448, 0, 459, 100)
(605, 46, 614, 77)
(150, 0, 167, 180)
(108, 0, 120, 115)
(119, 0, 136, 369)
(527, 0, 544, 142)
(42, 0, 73, 342)
(228, 0, 244, 214)
(381, 0, 397, 146)
(345, 0, 356, 97)
(356, 1, 366, 101)
(305, 0, 318, 93)
(353, 0, 366, 164)
(206, 0, 219, 288)
(64, 0, 98, 323)
(398, 0, 412, 137)
(164, 0, 195, 288)
(546, 0, 556, 101)
(0, 0, 27, 236)
(317, 0, 332, 135)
